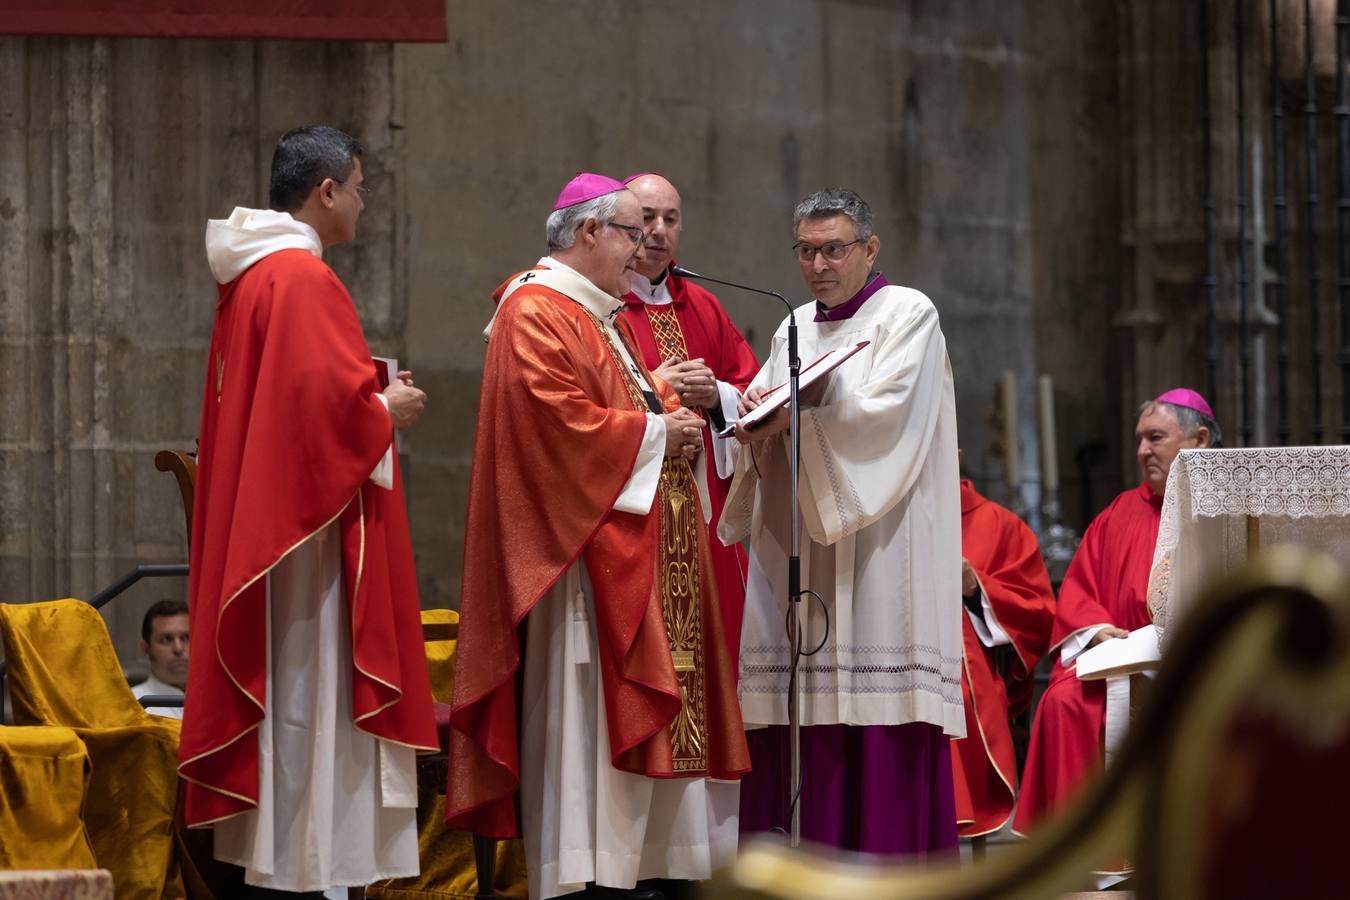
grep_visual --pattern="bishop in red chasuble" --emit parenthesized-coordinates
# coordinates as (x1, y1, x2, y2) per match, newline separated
(448, 175, 748, 900)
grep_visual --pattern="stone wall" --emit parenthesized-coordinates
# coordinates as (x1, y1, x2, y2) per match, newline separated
(0, 1, 1126, 667)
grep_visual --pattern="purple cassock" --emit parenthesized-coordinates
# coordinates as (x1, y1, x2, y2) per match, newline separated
(739, 270, 960, 857)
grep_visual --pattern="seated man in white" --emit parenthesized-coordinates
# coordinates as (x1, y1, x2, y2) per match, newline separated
(132, 599, 189, 718)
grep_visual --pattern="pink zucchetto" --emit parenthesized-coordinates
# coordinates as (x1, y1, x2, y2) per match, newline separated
(1155, 387, 1214, 420)
(552, 173, 626, 211)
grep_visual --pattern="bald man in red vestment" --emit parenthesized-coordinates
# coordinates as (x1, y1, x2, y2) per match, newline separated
(953, 479, 1055, 838)
(1014, 390, 1219, 844)
(619, 173, 760, 661)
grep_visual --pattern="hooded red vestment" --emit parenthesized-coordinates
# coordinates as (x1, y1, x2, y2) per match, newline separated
(952, 481, 1055, 837)
(1013, 482, 1161, 834)
(447, 272, 749, 839)
(621, 269, 760, 661)
(178, 248, 438, 826)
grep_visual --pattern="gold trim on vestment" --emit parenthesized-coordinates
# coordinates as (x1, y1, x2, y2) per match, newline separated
(660, 459, 708, 772)
(579, 303, 710, 774)
(959, 644, 1016, 837)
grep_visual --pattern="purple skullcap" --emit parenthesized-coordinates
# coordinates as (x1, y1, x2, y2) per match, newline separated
(1155, 388, 1214, 420)
(622, 171, 665, 185)
(552, 173, 626, 211)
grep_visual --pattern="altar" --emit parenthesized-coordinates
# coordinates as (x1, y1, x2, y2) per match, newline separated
(1148, 446, 1350, 636)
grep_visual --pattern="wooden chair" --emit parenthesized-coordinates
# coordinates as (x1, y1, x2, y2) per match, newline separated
(707, 545, 1350, 900)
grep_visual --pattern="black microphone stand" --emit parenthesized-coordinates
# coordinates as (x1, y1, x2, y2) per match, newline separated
(671, 264, 805, 845)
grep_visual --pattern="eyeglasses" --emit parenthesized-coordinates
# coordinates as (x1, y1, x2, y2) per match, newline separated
(793, 238, 863, 263)
(606, 221, 645, 246)
(332, 178, 372, 197)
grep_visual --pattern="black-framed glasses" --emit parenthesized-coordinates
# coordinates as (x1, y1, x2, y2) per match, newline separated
(332, 178, 372, 197)
(606, 221, 645, 246)
(793, 238, 863, 263)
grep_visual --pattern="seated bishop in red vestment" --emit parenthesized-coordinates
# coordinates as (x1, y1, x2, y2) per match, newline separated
(1014, 390, 1218, 846)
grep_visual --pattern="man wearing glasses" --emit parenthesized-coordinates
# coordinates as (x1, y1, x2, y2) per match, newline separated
(724, 187, 964, 857)
(449, 173, 750, 900)
(182, 125, 438, 896)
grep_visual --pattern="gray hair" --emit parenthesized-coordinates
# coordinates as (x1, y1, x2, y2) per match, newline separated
(545, 191, 622, 250)
(792, 188, 875, 241)
(1139, 400, 1224, 448)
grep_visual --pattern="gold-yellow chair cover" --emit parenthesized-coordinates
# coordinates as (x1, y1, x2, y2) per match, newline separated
(368, 608, 528, 900)
(0, 725, 98, 869)
(0, 599, 183, 899)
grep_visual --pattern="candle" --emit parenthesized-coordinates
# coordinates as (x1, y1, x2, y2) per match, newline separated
(1001, 370, 1018, 490)
(1038, 374, 1059, 492)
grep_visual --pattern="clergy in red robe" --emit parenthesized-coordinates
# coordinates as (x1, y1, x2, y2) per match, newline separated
(953, 480, 1055, 838)
(180, 126, 438, 893)
(1014, 390, 1219, 842)
(448, 174, 749, 900)
(619, 173, 761, 661)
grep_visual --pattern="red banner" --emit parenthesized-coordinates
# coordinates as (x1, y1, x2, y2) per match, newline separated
(0, 0, 447, 42)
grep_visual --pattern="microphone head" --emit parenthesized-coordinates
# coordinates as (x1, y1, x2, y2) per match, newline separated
(670, 264, 701, 280)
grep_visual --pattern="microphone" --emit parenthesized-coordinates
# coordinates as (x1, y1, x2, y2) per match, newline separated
(673, 262, 808, 845)
(670, 265, 797, 433)
(670, 265, 794, 319)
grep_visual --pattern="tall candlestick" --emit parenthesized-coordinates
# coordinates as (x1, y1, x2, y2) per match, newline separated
(1038, 374, 1059, 492)
(1001, 370, 1018, 492)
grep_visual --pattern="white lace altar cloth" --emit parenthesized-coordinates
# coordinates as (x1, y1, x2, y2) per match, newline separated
(1149, 446, 1350, 639)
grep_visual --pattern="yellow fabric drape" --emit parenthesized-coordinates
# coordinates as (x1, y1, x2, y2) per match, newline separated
(0, 725, 98, 869)
(0, 600, 182, 899)
(368, 608, 528, 900)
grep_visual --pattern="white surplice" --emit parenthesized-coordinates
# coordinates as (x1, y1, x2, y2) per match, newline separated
(212, 428, 420, 892)
(503, 258, 739, 900)
(720, 285, 965, 735)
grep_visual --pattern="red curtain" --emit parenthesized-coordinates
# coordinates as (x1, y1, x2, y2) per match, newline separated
(0, 1, 446, 41)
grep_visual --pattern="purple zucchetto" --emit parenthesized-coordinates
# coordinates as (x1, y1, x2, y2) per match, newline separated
(1155, 388, 1214, 420)
(552, 173, 626, 211)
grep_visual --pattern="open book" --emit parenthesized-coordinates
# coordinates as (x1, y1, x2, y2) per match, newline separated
(716, 340, 870, 438)
(1075, 624, 1160, 680)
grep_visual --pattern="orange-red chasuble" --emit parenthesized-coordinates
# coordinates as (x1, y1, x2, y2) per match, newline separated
(952, 481, 1055, 837)
(179, 249, 438, 826)
(447, 274, 749, 839)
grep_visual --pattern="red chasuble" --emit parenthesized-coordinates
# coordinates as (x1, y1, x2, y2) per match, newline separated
(621, 269, 760, 659)
(952, 481, 1055, 837)
(178, 248, 438, 826)
(448, 273, 749, 839)
(1012, 482, 1162, 834)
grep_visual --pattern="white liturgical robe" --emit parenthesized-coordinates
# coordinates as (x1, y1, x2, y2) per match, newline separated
(504, 259, 739, 900)
(720, 284, 965, 736)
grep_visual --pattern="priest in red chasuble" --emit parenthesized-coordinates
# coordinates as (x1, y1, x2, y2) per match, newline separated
(953, 478, 1055, 838)
(1014, 390, 1219, 848)
(448, 174, 750, 900)
(179, 126, 438, 894)
(618, 173, 760, 662)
